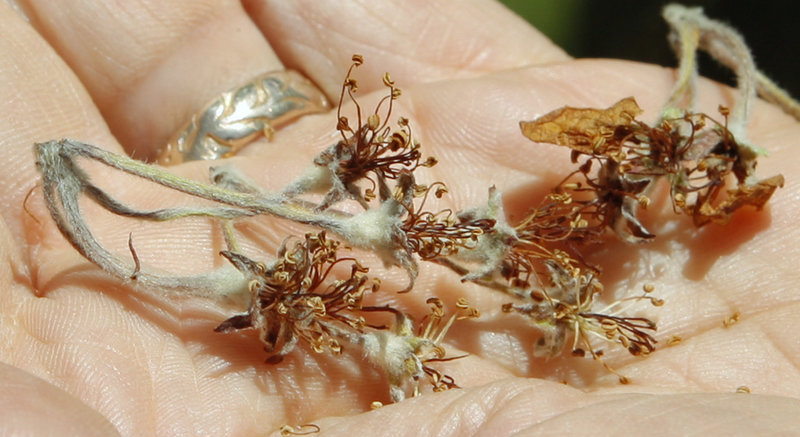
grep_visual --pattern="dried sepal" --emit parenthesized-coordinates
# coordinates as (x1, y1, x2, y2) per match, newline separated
(337, 171, 498, 293)
(431, 186, 520, 287)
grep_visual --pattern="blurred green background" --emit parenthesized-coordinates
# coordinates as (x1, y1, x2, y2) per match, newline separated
(500, 1, 800, 98)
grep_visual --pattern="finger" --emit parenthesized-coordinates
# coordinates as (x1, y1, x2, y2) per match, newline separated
(0, 3, 120, 240)
(0, 362, 120, 437)
(243, 0, 570, 97)
(17, 0, 283, 159)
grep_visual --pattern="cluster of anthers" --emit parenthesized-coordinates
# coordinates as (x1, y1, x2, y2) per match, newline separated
(502, 262, 662, 383)
(31, 4, 794, 415)
(213, 232, 372, 364)
(283, 55, 435, 209)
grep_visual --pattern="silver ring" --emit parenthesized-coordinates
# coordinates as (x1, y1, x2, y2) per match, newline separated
(157, 70, 330, 165)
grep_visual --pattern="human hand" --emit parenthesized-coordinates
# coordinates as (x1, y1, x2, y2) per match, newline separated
(1, 1, 799, 435)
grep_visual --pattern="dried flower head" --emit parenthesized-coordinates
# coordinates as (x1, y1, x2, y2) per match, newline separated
(283, 55, 436, 210)
(504, 262, 661, 382)
(358, 297, 479, 402)
(215, 232, 377, 363)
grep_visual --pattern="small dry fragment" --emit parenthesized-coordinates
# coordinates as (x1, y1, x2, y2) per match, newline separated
(280, 424, 320, 436)
(723, 312, 741, 328)
(666, 335, 683, 346)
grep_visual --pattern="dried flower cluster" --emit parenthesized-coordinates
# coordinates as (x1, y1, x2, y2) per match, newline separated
(30, 3, 794, 417)
(520, 97, 783, 234)
(436, 150, 667, 379)
(34, 54, 489, 403)
(213, 231, 478, 401)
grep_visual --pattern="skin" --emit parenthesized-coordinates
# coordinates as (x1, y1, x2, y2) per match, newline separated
(1, 0, 799, 435)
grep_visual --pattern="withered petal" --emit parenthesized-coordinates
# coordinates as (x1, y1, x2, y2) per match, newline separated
(693, 174, 785, 226)
(520, 97, 643, 156)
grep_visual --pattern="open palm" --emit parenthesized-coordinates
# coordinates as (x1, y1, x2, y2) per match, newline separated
(1, 1, 799, 435)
